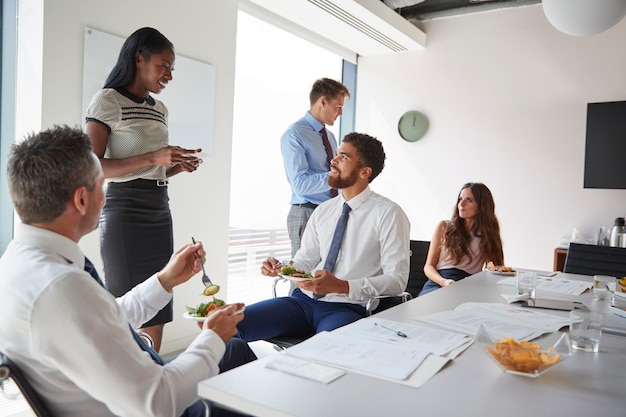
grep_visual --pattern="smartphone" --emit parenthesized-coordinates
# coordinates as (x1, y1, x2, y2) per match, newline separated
(518, 298, 589, 312)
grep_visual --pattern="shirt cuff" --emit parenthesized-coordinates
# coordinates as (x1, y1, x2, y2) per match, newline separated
(347, 280, 363, 300)
(191, 329, 226, 360)
(144, 273, 173, 307)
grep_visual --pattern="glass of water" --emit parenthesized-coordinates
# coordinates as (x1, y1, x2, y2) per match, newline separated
(593, 275, 616, 304)
(569, 311, 602, 353)
(516, 271, 537, 300)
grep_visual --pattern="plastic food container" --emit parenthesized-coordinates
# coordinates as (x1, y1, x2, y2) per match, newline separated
(475, 323, 571, 378)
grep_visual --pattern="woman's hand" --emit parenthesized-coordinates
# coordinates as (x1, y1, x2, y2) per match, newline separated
(441, 279, 455, 287)
(151, 145, 202, 168)
(177, 160, 202, 172)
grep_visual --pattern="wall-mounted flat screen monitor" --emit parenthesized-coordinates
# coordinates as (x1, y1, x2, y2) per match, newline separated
(584, 101, 626, 189)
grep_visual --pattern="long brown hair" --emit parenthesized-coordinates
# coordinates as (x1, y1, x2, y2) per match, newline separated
(443, 183, 504, 265)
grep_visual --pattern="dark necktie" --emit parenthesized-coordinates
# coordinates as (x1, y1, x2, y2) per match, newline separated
(84, 257, 105, 288)
(84, 257, 164, 365)
(316, 203, 352, 299)
(129, 324, 165, 365)
(320, 127, 338, 198)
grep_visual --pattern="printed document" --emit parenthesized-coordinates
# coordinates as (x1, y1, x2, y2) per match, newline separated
(415, 302, 570, 340)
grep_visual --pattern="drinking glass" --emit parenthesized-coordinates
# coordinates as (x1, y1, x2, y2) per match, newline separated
(593, 275, 616, 303)
(569, 311, 602, 353)
(516, 271, 536, 300)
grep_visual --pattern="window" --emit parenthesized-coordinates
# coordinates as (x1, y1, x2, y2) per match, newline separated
(227, 10, 347, 304)
(0, 0, 17, 254)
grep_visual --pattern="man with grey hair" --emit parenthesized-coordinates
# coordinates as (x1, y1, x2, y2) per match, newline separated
(0, 125, 254, 417)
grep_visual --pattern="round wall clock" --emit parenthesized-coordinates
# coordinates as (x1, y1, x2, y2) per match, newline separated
(398, 110, 428, 142)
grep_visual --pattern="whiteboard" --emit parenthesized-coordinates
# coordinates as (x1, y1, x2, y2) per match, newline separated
(81, 27, 215, 154)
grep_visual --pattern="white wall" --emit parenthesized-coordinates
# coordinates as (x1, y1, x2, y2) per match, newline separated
(37, 0, 238, 353)
(356, 5, 626, 271)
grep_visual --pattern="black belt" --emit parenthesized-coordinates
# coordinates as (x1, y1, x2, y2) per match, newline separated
(293, 202, 318, 209)
(108, 179, 169, 189)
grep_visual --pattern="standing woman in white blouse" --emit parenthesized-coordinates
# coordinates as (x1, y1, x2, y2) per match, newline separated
(85, 27, 202, 351)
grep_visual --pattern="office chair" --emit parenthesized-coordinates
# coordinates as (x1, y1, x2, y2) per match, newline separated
(368, 240, 430, 311)
(266, 240, 430, 350)
(0, 351, 212, 417)
(0, 352, 53, 417)
(563, 243, 626, 277)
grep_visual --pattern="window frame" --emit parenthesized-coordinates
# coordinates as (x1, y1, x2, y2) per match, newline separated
(0, 0, 18, 254)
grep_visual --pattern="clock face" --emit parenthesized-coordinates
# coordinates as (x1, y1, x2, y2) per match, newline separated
(398, 111, 428, 142)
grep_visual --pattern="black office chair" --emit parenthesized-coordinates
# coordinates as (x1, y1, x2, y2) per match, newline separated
(266, 240, 430, 350)
(0, 351, 212, 417)
(371, 240, 430, 311)
(563, 243, 626, 277)
(0, 352, 53, 417)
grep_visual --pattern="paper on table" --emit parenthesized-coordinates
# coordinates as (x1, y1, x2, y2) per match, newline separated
(337, 318, 470, 356)
(265, 355, 345, 384)
(353, 354, 450, 389)
(610, 306, 626, 319)
(497, 276, 592, 296)
(416, 309, 544, 341)
(269, 350, 450, 389)
(336, 320, 472, 387)
(285, 331, 429, 381)
(415, 302, 570, 340)
(501, 293, 529, 304)
(463, 303, 570, 331)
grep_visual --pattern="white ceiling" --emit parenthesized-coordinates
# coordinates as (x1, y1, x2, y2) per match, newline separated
(244, 0, 427, 57)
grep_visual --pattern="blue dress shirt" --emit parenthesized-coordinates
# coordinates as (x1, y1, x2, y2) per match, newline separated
(281, 112, 337, 205)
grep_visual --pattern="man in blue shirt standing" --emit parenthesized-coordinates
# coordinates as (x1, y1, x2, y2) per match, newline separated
(281, 78, 351, 257)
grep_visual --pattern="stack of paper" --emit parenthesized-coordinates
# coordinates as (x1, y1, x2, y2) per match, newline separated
(337, 318, 470, 356)
(415, 302, 571, 341)
(497, 276, 593, 296)
(285, 331, 427, 380)
(282, 318, 471, 383)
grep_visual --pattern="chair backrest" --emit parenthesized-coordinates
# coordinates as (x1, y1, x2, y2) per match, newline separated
(373, 240, 430, 312)
(0, 352, 53, 417)
(407, 240, 430, 297)
(563, 243, 626, 278)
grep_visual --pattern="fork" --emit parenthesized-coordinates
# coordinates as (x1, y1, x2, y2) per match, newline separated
(273, 258, 286, 269)
(191, 237, 213, 287)
(273, 258, 290, 274)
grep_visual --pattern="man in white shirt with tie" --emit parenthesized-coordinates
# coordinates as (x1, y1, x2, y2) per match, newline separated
(237, 132, 411, 341)
(0, 126, 255, 417)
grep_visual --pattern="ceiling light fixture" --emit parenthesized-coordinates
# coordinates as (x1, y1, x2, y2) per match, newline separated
(383, 0, 426, 8)
(543, 0, 626, 36)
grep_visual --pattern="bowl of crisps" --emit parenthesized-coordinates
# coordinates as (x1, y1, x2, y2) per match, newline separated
(475, 323, 571, 378)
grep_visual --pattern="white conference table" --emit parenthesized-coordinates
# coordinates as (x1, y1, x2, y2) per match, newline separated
(198, 271, 626, 417)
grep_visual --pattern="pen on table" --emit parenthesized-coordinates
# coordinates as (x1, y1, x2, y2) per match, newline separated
(374, 322, 407, 338)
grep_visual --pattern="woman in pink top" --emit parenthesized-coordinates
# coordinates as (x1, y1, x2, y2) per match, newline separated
(419, 182, 504, 296)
